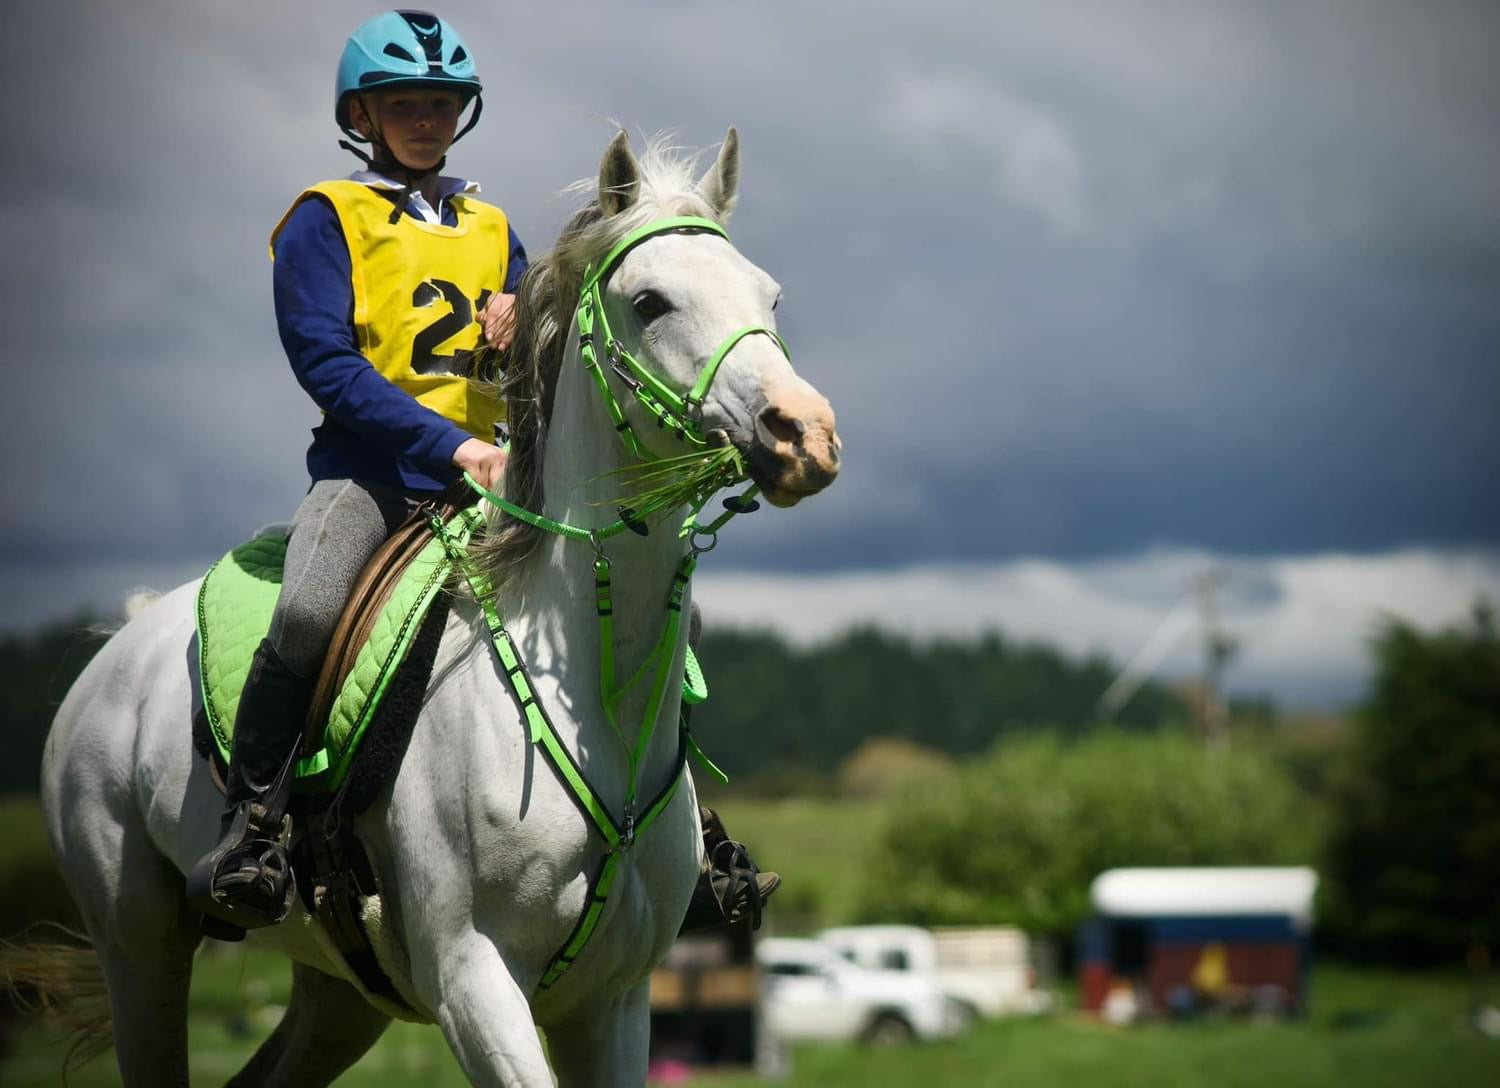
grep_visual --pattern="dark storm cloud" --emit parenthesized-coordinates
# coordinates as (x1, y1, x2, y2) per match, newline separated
(3, 0, 1497, 599)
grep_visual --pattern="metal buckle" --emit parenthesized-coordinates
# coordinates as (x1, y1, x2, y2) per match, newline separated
(608, 354, 642, 392)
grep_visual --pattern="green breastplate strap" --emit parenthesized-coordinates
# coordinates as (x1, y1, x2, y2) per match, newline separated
(429, 512, 722, 991)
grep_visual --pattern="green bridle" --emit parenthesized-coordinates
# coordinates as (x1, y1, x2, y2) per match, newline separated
(445, 215, 790, 989)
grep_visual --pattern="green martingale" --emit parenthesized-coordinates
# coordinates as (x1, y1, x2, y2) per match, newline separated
(195, 508, 484, 792)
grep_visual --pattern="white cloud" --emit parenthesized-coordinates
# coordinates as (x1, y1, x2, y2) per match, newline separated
(880, 71, 1087, 235)
(696, 548, 1500, 707)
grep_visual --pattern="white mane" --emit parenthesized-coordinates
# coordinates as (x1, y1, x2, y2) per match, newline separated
(470, 135, 733, 583)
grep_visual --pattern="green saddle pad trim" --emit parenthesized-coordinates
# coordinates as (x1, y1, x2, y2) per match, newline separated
(196, 509, 483, 793)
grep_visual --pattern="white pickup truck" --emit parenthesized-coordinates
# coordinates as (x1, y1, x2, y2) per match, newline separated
(756, 936, 968, 1045)
(817, 924, 1048, 1020)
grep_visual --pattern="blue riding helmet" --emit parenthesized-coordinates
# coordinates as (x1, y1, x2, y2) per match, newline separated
(335, 10, 482, 130)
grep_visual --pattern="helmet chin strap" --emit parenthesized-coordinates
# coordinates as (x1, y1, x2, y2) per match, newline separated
(337, 92, 483, 224)
(338, 95, 438, 223)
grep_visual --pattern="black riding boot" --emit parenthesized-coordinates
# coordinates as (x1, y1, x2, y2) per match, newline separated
(678, 806, 781, 934)
(186, 638, 314, 933)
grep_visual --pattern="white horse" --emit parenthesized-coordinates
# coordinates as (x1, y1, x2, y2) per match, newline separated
(27, 129, 840, 1086)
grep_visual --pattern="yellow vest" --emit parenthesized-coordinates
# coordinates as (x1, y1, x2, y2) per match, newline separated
(271, 180, 511, 440)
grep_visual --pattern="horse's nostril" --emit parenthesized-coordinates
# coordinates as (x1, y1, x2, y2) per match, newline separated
(759, 406, 805, 446)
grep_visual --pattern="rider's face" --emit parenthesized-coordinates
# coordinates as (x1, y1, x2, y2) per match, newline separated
(352, 89, 466, 172)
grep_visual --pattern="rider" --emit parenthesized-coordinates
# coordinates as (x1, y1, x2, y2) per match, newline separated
(187, 9, 518, 931)
(189, 10, 775, 935)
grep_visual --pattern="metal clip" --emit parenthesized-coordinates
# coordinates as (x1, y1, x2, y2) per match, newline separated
(689, 528, 719, 556)
(609, 356, 642, 393)
(621, 801, 636, 849)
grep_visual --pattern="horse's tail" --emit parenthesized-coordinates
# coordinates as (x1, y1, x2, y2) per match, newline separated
(0, 923, 113, 1073)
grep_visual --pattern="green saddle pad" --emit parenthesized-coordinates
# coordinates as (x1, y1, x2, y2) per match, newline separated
(197, 508, 708, 793)
(197, 509, 483, 793)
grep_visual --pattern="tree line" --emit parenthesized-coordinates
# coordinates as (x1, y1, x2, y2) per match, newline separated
(0, 615, 1188, 796)
(691, 625, 1190, 790)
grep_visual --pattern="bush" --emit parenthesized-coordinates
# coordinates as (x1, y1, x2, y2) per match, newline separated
(857, 729, 1321, 940)
(1320, 604, 1500, 963)
(0, 798, 81, 940)
(837, 737, 955, 799)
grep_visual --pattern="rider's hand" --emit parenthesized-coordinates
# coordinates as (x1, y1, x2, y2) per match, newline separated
(480, 292, 518, 351)
(453, 438, 507, 491)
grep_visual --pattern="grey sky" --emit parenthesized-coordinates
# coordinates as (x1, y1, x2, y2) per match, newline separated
(3, 1, 1496, 703)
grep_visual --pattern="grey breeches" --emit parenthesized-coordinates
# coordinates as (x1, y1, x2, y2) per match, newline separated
(266, 479, 430, 680)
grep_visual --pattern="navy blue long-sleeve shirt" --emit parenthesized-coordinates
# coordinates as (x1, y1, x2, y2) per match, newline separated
(272, 184, 528, 491)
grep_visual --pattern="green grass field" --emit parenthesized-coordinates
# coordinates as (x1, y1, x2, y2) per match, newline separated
(6, 795, 1499, 1085)
(7, 952, 1498, 1087)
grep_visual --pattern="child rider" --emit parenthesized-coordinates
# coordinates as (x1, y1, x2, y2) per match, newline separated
(188, 10, 517, 931)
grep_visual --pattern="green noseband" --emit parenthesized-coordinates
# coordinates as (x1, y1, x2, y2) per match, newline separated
(575, 215, 791, 460)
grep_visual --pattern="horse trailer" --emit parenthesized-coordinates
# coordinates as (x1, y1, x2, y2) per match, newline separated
(1077, 867, 1318, 1021)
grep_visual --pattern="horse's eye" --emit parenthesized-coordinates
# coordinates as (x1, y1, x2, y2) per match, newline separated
(632, 290, 671, 322)
(772, 293, 782, 312)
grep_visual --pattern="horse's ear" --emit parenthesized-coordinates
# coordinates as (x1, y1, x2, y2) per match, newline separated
(598, 131, 641, 217)
(698, 127, 740, 221)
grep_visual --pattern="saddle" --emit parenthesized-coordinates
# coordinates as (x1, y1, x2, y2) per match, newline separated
(301, 489, 468, 764)
(195, 491, 482, 799)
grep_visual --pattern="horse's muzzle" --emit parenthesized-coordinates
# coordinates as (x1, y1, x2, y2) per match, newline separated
(738, 381, 841, 507)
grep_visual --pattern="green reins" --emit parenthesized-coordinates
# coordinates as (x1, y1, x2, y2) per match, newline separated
(442, 214, 786, 989)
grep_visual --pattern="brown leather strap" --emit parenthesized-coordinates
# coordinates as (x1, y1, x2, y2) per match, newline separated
(300, 492, 471, 754)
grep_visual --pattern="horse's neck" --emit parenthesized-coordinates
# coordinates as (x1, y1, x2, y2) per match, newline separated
(499, 329, 691, 799)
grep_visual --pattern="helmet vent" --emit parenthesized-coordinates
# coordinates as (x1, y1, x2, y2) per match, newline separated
(398, 10, 445, 66)
(383, 43, 417, 63)
(450, 45, 468, 65)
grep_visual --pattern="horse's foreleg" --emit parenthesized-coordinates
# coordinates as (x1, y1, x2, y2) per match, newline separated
(422, 932, 554, 1087)
(545, 981, 651, 1088)
(225, 962, 392, 1088)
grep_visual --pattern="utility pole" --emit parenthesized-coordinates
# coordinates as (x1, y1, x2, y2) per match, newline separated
(1190, 568, 1236, 749)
